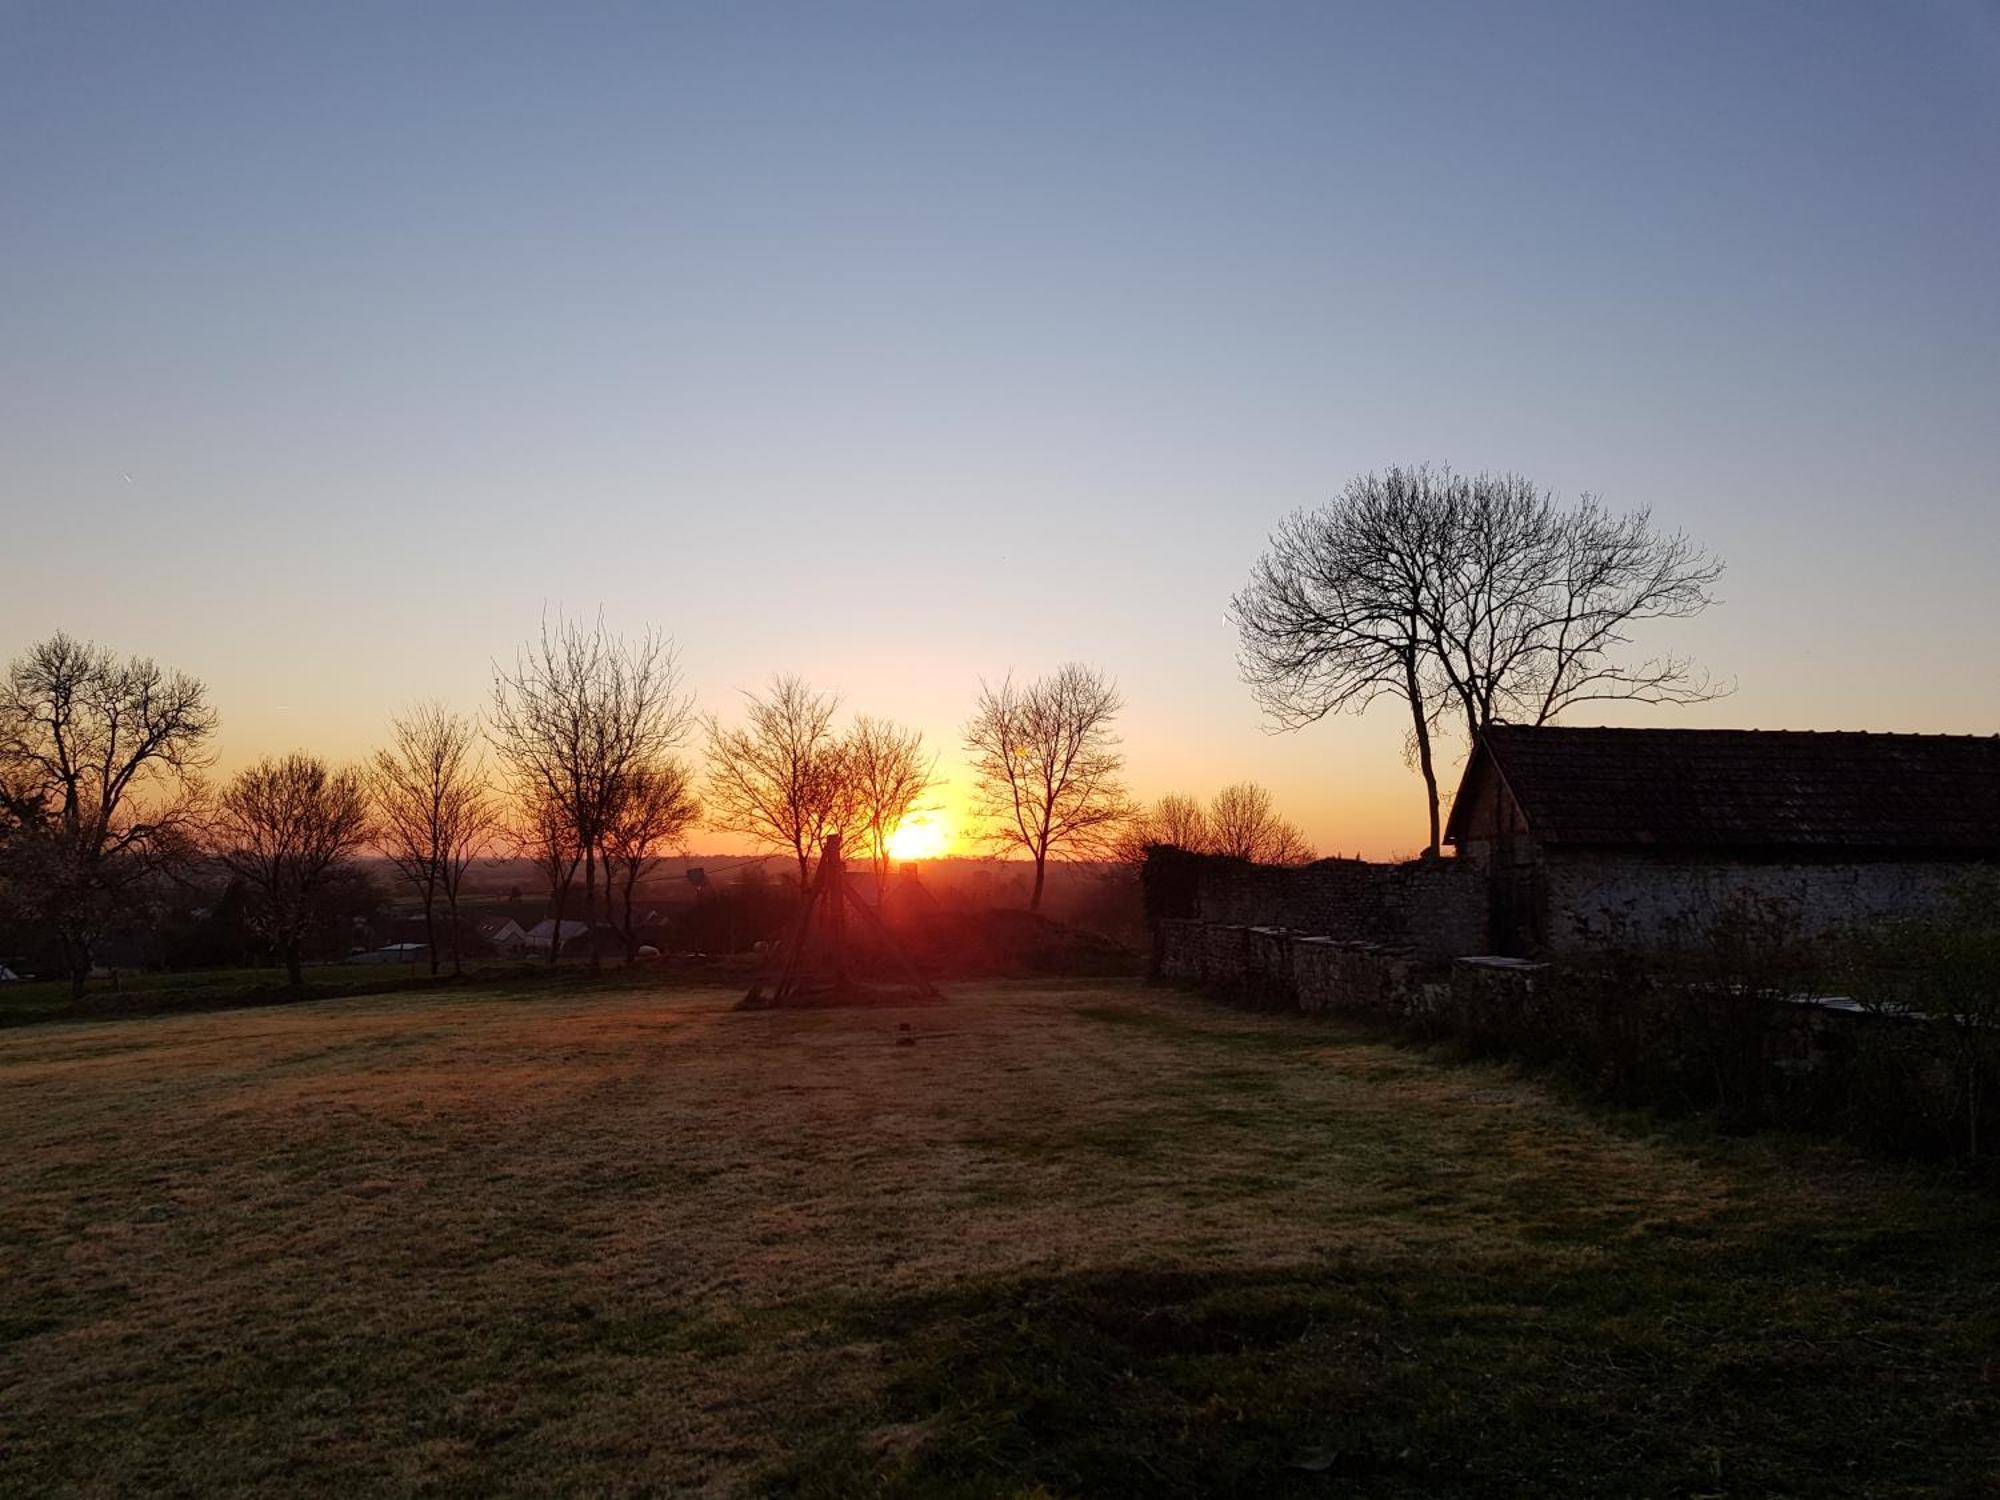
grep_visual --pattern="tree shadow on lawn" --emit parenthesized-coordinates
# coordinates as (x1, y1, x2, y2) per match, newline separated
(761, 1217, 2000, 1500)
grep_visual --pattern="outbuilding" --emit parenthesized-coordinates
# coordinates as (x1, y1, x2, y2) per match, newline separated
(1445, 725, 2000, 956)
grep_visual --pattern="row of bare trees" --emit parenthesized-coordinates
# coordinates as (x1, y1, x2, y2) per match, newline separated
(0, 622, 1149, 990)
(1122, 784, 1315, 865)
(14, 600, 1462, 990)
(0, 620, 704, 994)
(701, 677, 938, 891)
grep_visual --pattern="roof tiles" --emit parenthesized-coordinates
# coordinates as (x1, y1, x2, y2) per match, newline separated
(1461, 725, 2000, 854)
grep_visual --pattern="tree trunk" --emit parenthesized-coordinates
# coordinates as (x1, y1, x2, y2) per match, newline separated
(621, 868, 638, 963)
(284, 940, 304, 989)
(61, 929, 90, 1000)
(583, 844, 602, 972)
(1403, 645, 1442, 857)
(548, 880, 568, 966)
(1029, 852, 1047, 912)
(446, 890, 464, 976)
(422, 893, 438, 977)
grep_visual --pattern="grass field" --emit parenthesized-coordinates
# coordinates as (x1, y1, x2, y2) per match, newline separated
(0, 958, 675, 1028)
(2, 976, 1995, 1497)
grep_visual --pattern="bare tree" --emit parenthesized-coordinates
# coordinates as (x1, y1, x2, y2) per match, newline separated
(603, 757, 699, 960)
(703, 676, 861, 888)
(846, 715, 939, 889)
(371, 703, 493, 977)
(1233, 467, 1455, 855)
(1207, 782, 1314, 864)
(1115, 792, 1214, 864)
(215, 754, 372, 988)
(489, 614, 694, 967)
(964, 664, 1134, 911)
(0, 634, 217, 995)
(1235, 466, 1724, 854)
(1147, 793, 1213, 852)
(1425, 477, 1726, 741)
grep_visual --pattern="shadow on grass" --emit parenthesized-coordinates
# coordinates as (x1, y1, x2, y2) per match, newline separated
(760, 1219, 2000, 1499)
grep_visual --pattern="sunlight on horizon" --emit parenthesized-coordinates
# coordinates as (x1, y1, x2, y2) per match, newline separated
(887, 813, 954, 863)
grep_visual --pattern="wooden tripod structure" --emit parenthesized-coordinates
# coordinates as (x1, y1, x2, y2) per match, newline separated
(740, 834, 941, 1008)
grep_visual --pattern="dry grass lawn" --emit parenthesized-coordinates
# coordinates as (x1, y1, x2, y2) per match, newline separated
(1, 976, 1995, 1497)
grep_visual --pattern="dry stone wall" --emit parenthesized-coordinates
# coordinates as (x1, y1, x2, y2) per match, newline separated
(1162, 853, 1487, 961)
(1155, 917, 1456, 1019)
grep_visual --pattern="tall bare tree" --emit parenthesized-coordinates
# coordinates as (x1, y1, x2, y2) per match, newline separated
(215, 754, 372, 988)
(703, 676, 860, 888)
(489, 614, 694, 967)
(370, 703, 493, 977)
(0, 634, 217, 994)
(1233, 467, 1454, 855)
(1207, 782, 1314, 864)
(1235, 466, 1723, 854)
(845, 715, 939, 888)
(964, 663, 1134, 911)
(603, 756, 699, 961)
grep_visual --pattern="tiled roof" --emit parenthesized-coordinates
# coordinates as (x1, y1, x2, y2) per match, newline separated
(1449, 725, 2000, 853)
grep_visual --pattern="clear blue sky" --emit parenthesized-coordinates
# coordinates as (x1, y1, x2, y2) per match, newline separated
(4, 1, 1997, 855)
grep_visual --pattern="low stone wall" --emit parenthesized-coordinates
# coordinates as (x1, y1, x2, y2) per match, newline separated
(1246, 926, 1297, 1007)
(1154, 917, 1203, 981)
(1200, 923, 1250, 994)
(1154, 919, 1995, 1179)
(1156, 917, 1434, 1019)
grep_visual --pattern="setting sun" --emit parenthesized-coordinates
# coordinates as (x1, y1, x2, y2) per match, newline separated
(886, 816, 950, 862)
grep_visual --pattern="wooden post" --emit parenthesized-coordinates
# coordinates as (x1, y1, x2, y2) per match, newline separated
(738, 828, 938, 1009)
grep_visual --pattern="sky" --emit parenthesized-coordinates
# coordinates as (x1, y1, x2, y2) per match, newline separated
(3, 1, 1998, 859)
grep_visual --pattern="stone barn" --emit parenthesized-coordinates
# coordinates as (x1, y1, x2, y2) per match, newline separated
(1445, 725, 2000, 956)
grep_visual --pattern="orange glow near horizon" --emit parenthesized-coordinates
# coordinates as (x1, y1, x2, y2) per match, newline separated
(887, 814, 951, 862)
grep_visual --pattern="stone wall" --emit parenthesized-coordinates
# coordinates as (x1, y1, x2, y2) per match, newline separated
(1174, 855, 1488, 961)
(1189, 858, 1384, 933)
(1380, 860, 1490, 960)
(1155, 917, 1430, 1018)
(1541, 851, 1981, 955)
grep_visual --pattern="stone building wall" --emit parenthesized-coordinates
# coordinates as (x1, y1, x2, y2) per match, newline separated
(1541, 851, 1983, 955)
